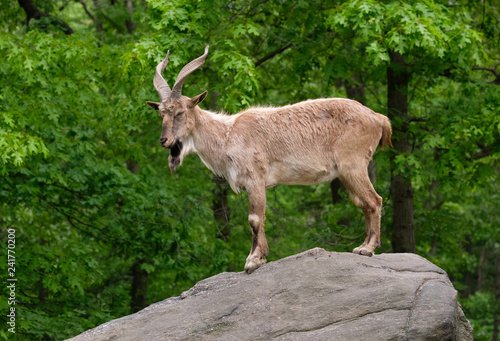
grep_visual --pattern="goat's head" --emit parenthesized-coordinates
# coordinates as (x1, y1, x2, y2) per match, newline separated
(147, 46, 209, 173)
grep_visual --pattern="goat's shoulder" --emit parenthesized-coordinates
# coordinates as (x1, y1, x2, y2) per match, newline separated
(202, 109, 237, 124)
(231, 105, 277, 127)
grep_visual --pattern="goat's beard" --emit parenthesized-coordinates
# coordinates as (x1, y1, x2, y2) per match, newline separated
(168, 141, 183, 174)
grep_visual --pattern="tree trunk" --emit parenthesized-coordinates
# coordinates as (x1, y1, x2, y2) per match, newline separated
(92, 0, 103, 32)
(126, 151, 148, 313)
(426, 151, 442, 256)
(38, 238, 48, 302)
(130, 261, 148, 312)
(476, 247, 486, 291)
(462, 237, 474, 298)
(126, 160, 139, 174)
(213, 176, 231, 241)
(330, 179, 344, 206)
(492, 249, 500, 341)
(344, 75, 366, 105)
(387, 50, 416, 254)
(125, 0, 136, 34)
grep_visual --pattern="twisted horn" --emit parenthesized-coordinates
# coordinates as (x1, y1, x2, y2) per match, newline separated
(153, 51, 171, 101)
(170, 45, 209, 99)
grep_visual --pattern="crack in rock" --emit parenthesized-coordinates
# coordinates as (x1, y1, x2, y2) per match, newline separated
(217, 303, 240, 320)
(360, 263, 445, 275)
(405, 277, 433, 337)
(273, 307, 409, 339)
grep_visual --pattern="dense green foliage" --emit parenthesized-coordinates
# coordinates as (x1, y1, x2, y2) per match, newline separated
(0, 0, 499, 340)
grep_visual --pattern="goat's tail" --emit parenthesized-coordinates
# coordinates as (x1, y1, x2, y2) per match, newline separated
(379, 116, 393, 150)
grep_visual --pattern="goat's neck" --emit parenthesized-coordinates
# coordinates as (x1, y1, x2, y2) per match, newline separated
(190, 107, 232, 175)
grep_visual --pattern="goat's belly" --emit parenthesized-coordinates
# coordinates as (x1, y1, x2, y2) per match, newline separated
(266, 163, 339, 187)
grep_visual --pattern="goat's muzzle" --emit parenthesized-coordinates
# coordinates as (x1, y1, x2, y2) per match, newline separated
(160, 138, 183, 158)
(159, 137, 176, 149)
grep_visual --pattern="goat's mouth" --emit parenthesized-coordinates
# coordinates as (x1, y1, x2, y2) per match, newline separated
(168, 140, 183, 174)
(169, 140, 183, 158)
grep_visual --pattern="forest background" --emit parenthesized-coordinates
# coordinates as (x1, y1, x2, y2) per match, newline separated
(0, 0, 499, 340)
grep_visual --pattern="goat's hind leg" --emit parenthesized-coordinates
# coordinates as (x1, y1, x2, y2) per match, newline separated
(340, 171, 382, 257)
(244, 186, 269, 274)
(352, 210, 372, 255)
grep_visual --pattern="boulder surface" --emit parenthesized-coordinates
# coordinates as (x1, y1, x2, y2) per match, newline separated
(67, 248, 472, 341)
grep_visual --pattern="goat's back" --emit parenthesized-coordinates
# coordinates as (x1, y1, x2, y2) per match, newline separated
(226, 98, 389, 186)
(233, 98, 386, 153)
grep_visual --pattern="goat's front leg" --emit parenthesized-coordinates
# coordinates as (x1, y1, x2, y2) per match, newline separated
(244, 186, 269, 274)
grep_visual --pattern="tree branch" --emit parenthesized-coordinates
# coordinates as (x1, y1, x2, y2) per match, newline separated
(58, 0, 71, 11)
(246, 0, 274, 15)
(47, 201, 147, 248)
(255, 43, 293, 67)
(101, 12, 125, 34)
(472, 63, 500, 84)
(78, 0, 95, 21)
(408, 117, 428, 123)
(17, 0, 74, 35)
(92, 0, 127, 34)
(211, 0, 255, 36)
(473, 142, 493, 160)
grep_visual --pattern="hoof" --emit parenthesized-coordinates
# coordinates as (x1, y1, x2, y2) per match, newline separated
(353, 247, 373, 257)
(244, 256, 266, 274)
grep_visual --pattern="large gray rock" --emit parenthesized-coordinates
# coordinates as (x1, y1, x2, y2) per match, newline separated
(67, 248, 472, 341)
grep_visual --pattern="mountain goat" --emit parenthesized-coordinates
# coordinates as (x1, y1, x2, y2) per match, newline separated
(146, 46, 392, 274)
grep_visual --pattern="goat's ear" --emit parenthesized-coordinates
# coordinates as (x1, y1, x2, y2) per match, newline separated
(189, 91, 208, 108)
(146, 101, 161, 110)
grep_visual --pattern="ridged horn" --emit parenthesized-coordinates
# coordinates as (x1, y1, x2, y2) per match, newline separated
(170, 45, 209, 99)
(153, 51, 171, 101)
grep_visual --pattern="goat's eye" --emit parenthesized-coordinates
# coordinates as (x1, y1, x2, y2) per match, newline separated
(175, 111, 184, 118)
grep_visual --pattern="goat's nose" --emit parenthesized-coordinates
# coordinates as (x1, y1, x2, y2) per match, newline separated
(159, 137, 168, 144)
